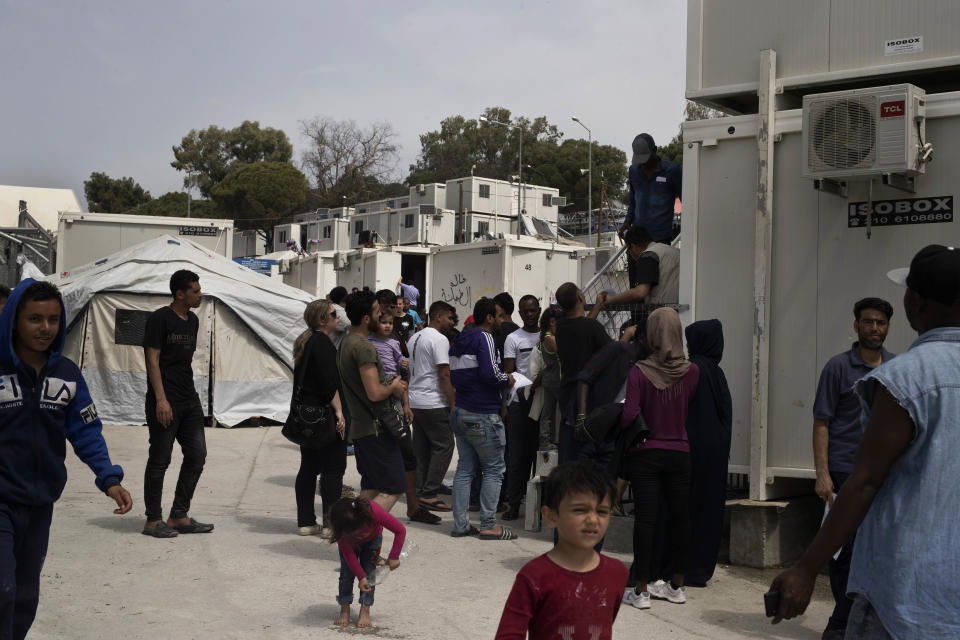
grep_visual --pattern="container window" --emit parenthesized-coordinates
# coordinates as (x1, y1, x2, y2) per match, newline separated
(479, 184, 491, 198)
(404, 214, 414, 229)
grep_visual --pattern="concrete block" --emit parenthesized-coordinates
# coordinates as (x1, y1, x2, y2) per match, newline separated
(524, 476, 543, 532)
(535, 449, 558, 476)
(728, 496, 822, 568)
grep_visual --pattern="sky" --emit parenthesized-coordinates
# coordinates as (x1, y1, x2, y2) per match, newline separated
(0, 0, 687, 210)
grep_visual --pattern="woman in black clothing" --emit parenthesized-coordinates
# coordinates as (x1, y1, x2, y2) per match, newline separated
(293, 300, 347, 535)
(683, 319, 733, 586)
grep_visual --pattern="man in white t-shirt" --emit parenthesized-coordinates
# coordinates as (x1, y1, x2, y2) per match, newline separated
(501, 295, 542, 521)
(408, 300, 457, 511)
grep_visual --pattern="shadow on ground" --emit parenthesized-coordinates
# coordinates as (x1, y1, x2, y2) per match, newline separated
(260, 538, 334, 561)
(291, 604, 410, 637)
(263, 474, 296, 488)
(700, 610, 820, 639)
(86, 516, 144, 534)
(236, 513, 298, 535)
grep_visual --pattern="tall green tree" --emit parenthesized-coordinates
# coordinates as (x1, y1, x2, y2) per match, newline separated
(406, 107, 562, 186)
(83, 172, 152, 213)
(135, 192, 223, 218)
(171, 121, 293, 198)
(210, 162, 308, 234)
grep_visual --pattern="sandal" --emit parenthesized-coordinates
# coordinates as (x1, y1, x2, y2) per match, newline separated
(479, 526, 518, 541)
(171, 518, 214, 534)
(419, 498, 452, 512)
(450, 525, 479, 538)
(142, 522, 178, 538)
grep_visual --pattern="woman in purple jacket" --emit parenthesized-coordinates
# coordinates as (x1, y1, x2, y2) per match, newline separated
(620, 307, 699, 611)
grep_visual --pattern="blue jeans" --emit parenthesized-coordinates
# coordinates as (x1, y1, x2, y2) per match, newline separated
(337, 534, 382, 607)
(450, 407, 506, 532)
(0, 502, 53, 640)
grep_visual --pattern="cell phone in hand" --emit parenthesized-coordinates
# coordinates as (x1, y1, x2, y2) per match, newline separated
(764, 590, 780, 617)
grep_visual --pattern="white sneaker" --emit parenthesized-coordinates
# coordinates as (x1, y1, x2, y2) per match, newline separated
(625, 588, 651, 609)
(298, 525, 322, 536)
(649, 580, 686, 604)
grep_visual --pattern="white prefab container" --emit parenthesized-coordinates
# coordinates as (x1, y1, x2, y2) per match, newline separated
(282, 251, 337, 299)
(429, 238, 593, 323)
(335, 248, 403, 294)
(233, 229, 265, 258)
(687, 0, 960, 112)
(56, 213, 233, 273)
(680, 90, 960, 486)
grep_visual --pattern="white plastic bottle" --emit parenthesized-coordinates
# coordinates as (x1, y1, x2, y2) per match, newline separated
(368, 539, 418, 586)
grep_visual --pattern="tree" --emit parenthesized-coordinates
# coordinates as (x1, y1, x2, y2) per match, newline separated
(171, 121, 293, 198)
(406, 107, 563, 187)
(659, 101, 728, 165)
(298, 117, 399, 207)
(83, 172, 152, 213)
(210, 162, 308, 234)
(406, 107, 625, 210)
(135, 192, 223, 218)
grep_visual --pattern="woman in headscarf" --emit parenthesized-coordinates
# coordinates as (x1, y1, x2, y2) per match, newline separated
(683, 319, 732, 587)
(620, 307, 700, 610)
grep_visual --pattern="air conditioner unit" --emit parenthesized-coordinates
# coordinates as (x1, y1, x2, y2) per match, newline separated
(417, 184, 427, 195)
(278, 259, 291, 275)
(551, 196, 567, 206)
(334, 252, 348, 270)
(802, 84, 926, 180)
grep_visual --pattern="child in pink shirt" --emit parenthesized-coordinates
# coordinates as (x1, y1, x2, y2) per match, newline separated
(328, 497, 406, 629)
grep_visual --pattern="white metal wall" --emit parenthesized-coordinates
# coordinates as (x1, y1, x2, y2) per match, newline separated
(683, 97, 960, 476)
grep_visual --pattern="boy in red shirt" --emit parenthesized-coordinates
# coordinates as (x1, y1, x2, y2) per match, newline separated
(495, 460, 629, 639)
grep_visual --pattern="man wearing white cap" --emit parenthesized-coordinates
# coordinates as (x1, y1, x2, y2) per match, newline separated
(770, 245, 960, 639)
(620, 133, 682, 243)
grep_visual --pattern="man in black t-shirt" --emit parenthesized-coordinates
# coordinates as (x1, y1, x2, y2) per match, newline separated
(141, 270, 213, 538)
(554, 282, 611, 464)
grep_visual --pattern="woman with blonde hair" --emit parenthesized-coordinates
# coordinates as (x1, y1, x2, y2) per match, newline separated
(293, 299, 347, 535)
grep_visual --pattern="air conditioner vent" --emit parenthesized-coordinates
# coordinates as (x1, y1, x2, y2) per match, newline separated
(802, 84, 926, 180)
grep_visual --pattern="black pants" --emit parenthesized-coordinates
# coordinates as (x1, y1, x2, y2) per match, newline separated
(0, 502, 53, 640)
(296, 440, 347, 527)
(412, 407, 454, 499)
(626, 449, 691, 584)
(144, 399, 207, 521)
(505, 399, 538, 505)
(828, 471, 856, 629)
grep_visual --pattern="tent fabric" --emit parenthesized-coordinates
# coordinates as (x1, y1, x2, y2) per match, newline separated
(46, 235, 314, 426)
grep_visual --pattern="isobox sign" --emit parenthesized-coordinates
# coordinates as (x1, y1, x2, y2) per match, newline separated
(179, 226, 219, 237)
(848, 196, 953, 228)
(884, 36, 923, 56)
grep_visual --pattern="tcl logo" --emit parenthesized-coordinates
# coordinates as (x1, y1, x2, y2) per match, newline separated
(881, 100, 905, 117)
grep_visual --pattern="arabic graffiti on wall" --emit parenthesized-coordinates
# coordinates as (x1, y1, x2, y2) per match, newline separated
(440, 272, 472, 309)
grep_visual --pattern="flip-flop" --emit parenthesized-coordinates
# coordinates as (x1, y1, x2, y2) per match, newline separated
(450, 525, 479, 538)
(171, 518, 214, 534)
(142, 522, 178, 538)
(479, 526, 518, 541)
(420, 498, 452, 512)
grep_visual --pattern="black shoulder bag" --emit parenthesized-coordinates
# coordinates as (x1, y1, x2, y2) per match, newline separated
(282, 335, 337, 448)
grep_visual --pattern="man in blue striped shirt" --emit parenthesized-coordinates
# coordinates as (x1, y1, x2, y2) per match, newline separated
(449, 297, 516, 540)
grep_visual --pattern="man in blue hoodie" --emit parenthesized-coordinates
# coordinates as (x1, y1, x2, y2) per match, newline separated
(449, 297, 516, 540)
(0, 279, 132, 640)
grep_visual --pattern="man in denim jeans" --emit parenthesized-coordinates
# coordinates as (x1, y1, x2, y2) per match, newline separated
(771, 245, 960, 639)
(449, 297, 517, 540)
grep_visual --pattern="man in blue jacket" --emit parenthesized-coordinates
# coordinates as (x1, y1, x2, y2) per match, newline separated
(449, 297, 516, 540)
(0, 279, 132, 640)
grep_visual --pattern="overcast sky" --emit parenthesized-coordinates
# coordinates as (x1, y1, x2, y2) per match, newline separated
(0, 1, 687, 209)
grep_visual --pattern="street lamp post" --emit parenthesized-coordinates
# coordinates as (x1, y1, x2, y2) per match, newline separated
(571, 117, 592, 244)
(480, 115, 523, 240)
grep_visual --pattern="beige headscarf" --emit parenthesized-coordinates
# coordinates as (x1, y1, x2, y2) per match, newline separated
(636, 307, 690, 391)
